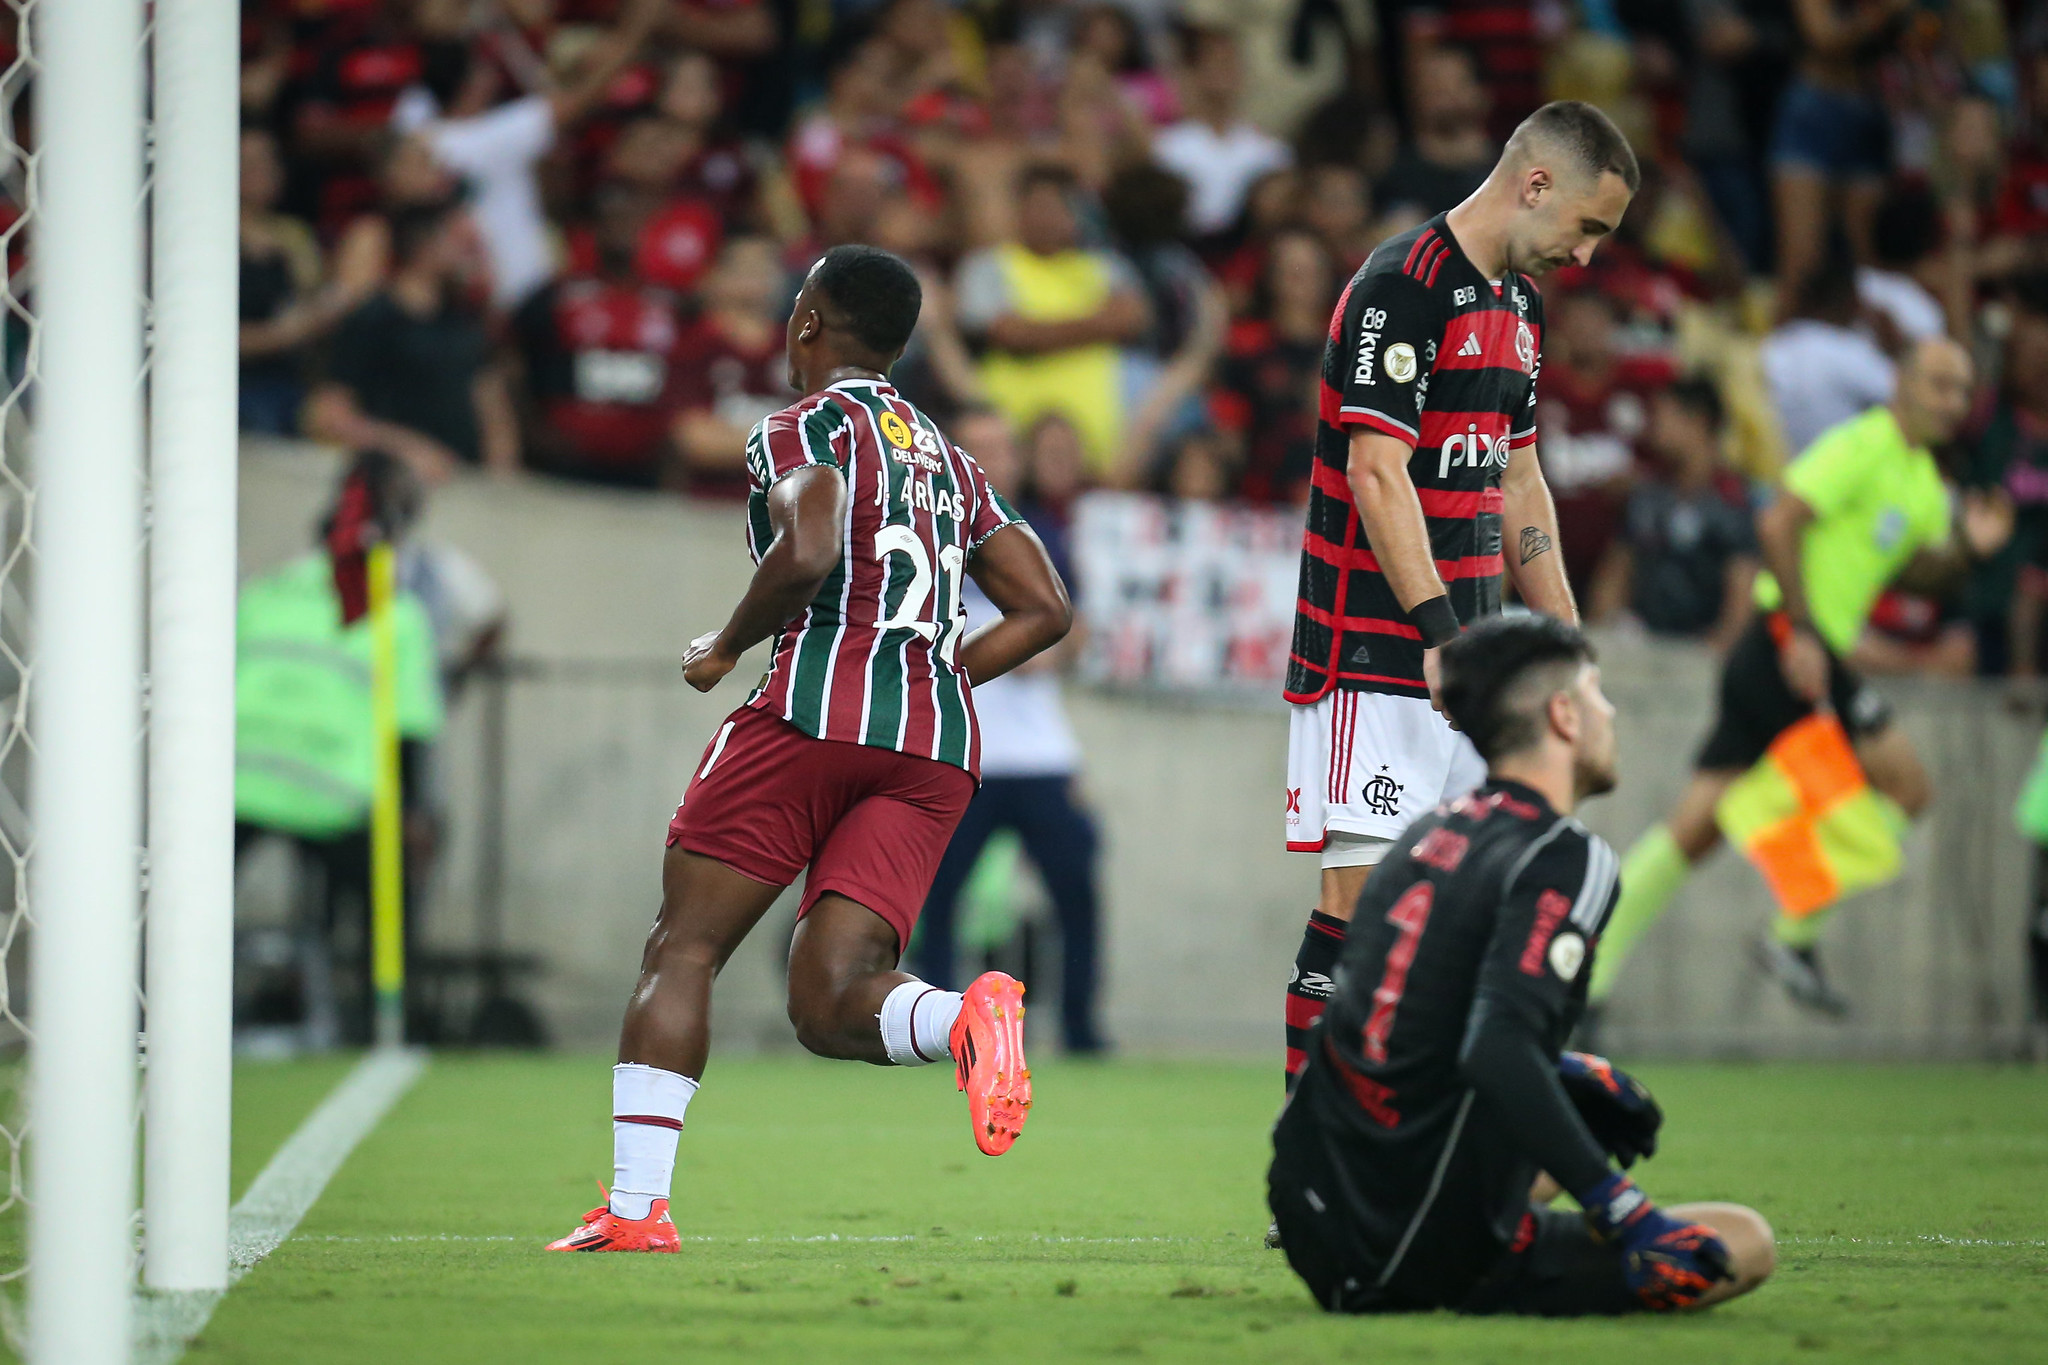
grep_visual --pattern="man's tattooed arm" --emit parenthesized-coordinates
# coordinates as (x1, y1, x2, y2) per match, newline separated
(1519, 525, 1553, 565)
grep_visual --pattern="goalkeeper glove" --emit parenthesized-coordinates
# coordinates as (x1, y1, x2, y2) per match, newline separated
(1558, 1050, 1662, 1168)
(1578, 1172, 1733, 1311)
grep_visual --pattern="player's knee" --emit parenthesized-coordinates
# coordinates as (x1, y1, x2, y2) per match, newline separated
(645, 920, 725, 976)
(1714, 1205, 1776, 1294)
(785, 989, 853, 1060)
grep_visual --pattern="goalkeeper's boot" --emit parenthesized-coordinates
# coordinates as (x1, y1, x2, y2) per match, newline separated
(1754, 935, 1850, 1018)
(545, 1187, 680, 1253)
(954, 971, 1031, 1156)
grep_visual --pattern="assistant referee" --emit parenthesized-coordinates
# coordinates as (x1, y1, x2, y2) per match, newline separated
(1590, 337, 2011, 1015)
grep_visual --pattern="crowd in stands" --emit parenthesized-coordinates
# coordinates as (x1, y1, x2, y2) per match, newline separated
(212, 0, 2048, 677)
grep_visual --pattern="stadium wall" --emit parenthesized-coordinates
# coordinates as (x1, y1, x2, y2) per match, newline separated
(238, 441, 2044, 1061)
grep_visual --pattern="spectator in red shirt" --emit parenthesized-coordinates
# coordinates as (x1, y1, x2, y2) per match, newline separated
(289, 0, 429, 234)
(513, 188, 690, 489)
(669, 235, 797, 497)
(1399, 3, 1545, 143)
(653, 51, 761, 228)
(783, 145, 899, 269)
(1534, 288, 1677, 594)
(574, 50, 761, 229)
(787, 31, 935, 224)
(1213, 228, 1333, 505)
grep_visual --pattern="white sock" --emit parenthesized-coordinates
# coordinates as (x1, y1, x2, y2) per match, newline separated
(610, 1063, 697, 1219)
(878, 980, 963, 1066)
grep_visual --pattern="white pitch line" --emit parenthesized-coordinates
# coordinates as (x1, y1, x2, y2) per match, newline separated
(132, 1048, 428, 1365)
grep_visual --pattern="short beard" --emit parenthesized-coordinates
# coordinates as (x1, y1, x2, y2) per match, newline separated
(1574, 758, 1618, 801)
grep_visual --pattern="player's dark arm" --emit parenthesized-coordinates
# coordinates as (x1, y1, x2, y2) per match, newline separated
(1501, 443, 1578, 623)
(1461, 834, 1624, 1199)
(960, 524, 1073, 687)
(682, 465, 847, 691)
(1458, 995, 1613, 1196)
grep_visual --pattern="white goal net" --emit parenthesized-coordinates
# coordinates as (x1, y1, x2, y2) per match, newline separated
(0, 0, 44, 1316)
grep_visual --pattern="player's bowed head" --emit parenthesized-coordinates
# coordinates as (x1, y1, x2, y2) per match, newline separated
(1436, 615, 1619, 813)
(1453, 100, 1640, 282)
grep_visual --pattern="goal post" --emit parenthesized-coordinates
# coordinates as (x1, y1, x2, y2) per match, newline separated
(145, 0, 242, 1297)
(28, 0, 147, 1360)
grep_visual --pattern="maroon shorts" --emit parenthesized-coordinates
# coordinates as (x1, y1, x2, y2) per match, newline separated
(666, 704, 976, 950)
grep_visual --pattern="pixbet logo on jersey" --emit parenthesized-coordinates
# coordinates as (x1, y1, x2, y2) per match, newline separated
(1437, 421, 1511, 479)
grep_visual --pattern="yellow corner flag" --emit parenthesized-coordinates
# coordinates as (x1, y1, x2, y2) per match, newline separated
(367, 540, 406, 1048)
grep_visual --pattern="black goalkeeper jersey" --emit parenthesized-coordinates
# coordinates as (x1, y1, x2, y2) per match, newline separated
(1271, 779, 1619, 1304)
(1286, 216, 1546, 703)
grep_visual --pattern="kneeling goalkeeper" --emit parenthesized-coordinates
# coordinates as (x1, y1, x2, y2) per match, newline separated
(1268, 615, 1773, 1315)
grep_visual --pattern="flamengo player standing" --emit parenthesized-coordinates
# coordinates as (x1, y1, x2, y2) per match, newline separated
(1281, 103, 1638, 1094)
(549, 246, 1072, 1252)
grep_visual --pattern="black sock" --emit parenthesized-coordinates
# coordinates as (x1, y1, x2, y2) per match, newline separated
(1285, 910, 1348, 1091)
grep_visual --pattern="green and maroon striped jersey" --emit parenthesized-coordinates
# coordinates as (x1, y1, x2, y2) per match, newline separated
(741, 379, 1022, 774)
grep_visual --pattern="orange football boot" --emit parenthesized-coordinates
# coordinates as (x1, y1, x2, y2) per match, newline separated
(952, 971, 1031, 1155)
(545, 1185, 680, 1253)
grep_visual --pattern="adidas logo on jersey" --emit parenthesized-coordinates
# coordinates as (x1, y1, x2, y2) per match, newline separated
(1457, 333, 1483, 358)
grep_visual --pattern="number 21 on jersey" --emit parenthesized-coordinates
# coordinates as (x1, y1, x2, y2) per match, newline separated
(875, 526, 967, 664)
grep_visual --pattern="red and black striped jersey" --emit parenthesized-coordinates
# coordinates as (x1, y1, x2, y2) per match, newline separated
(1286, 214, 1546, 704)
(742, 379, 1021, 775)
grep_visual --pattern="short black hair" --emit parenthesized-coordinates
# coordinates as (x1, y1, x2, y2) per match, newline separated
(1507, 100, 1640, 195)
(1438, 615, 1597, 763)
(1661, 374, 1724, 432)
(808, 244, 922, 358)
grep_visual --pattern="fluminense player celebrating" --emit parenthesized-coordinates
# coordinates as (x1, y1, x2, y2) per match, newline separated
(548, 246, 1071, 1253)
(1280, 102, 1638, 1102)
(1270, 615, 1775, 1316)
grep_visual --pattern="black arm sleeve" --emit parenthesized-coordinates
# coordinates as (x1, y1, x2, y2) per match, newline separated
(1333, 268, 1441, 446)
(1457, 822, 1622, 1198)
(1459, 995, 1612, 1195)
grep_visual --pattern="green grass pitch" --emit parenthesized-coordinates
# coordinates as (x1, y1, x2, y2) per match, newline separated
(134, 1056, 2048, 1362)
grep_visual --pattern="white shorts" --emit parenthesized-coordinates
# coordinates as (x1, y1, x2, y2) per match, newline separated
(1285, 690, 1486, 858)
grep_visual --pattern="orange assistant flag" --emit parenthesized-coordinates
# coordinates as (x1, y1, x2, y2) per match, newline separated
(1715, 710, 1904, 920)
